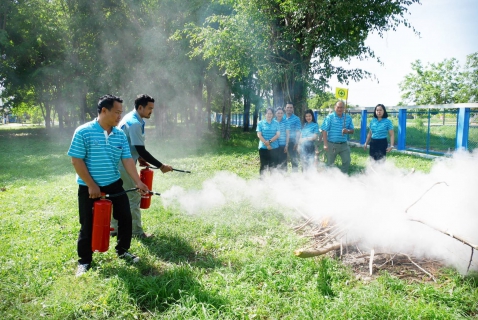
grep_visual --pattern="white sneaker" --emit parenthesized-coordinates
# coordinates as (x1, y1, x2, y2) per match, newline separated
(76, 263, 90, 277)
(119, 252, 140, 263)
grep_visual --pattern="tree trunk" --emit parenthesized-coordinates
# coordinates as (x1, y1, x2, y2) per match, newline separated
(243, 93, 250, 132)
(195, 78, 204, 135)
(206, 80, 213, 130)
(252, 97, 261, 131)
(272, 61, 309, 117)
(57, 103, 64, 130)
(39, 101, 51, 130)
(221, 76, 231, 140)
(80, 90, 87, 124)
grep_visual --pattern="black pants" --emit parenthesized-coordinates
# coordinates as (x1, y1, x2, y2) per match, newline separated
(287, 141, 299, 172)
(77, 179, 132, 264)
(276, 145, 287, 171)
(259, 148, 278, 175)
(369, 138, 388, 161)
(300, 142, 315, 172)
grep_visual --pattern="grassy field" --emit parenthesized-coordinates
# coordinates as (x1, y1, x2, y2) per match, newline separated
(0, 125, 477, 319)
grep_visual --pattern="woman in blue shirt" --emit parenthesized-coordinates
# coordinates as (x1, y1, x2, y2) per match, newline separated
(257, 108, 280, 175)
(363, 104, 394, 161)
(298, 109, 319, 172)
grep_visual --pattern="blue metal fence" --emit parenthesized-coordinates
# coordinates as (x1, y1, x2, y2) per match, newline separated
(220, 103, 478, 155)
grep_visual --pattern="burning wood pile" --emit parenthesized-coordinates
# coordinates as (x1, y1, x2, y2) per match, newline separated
(292, 182, 478, 282)
(292, 216, 444, 282)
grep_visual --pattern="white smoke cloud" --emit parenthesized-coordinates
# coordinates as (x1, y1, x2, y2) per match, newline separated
(161, 150, 478, 273)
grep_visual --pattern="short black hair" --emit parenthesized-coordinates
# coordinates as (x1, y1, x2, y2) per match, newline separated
(285, 102, 294, 106)
(303, 109, 316, 123)
(97, 94, 123, 114)
(134, 94, 155, 110)
(374, 104, 388, 118)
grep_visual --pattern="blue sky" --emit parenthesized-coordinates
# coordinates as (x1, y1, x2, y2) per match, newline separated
(328, 0, 478, 107)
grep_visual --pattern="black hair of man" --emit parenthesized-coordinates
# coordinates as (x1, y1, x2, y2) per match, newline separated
(134, 94, 155, 110)
(303, 109, 316, 123)
(97, 94, 123, 114)
(285, 102, 294, 106)
(373, 104, 389, 119)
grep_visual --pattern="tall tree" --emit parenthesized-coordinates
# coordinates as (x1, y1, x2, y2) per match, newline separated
(399, 55, 477, 105)
(188, 0, 420, 114)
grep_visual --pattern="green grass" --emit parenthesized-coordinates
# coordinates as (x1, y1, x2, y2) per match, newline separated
(0, 126, 477, 319)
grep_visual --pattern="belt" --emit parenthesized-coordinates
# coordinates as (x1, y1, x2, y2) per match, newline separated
(328, 141, 345, 144)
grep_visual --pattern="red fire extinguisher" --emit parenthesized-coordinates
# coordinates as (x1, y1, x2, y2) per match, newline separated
(91, 193, 113, 253)
(140, 166, 154, 209)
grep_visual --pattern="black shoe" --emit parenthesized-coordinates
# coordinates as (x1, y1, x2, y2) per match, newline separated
(133, 232, 153, 239)
(119, 251, 140, 263)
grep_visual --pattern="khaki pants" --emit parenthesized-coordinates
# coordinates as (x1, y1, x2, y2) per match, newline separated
(326, 142, 351, 174)
(111, 164, 144, 235)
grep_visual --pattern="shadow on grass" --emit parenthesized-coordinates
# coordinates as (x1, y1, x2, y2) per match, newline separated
(139, 234, 225, 269)
(101, 263, 229, 314)
(0, 128, 74, 182)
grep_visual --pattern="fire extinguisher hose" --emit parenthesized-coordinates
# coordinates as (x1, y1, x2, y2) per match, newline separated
(104, 188, 161, 198)
(146, 165, 192, 173)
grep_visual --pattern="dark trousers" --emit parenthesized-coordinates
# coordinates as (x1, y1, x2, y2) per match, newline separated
(259, 148, 278, 175)
(77, 179, 132, 264)
(300, 142, 315, 172)
(369, 138, 388, 161)
(277, 145, 287, 171)
(287, 141, 299, 172)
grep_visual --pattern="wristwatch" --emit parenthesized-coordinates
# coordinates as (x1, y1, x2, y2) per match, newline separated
(269, 139, 272, 143)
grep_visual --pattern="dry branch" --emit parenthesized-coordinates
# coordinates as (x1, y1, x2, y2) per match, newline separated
(405, 181, 448, 213)
(294, 243, 342, 258)
(402, 253, 437, 282)
(409, 219, 478, 250)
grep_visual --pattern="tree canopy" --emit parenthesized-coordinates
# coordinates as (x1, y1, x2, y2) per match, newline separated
(1, 0, 422, 134)
(399, 53, 478, 106)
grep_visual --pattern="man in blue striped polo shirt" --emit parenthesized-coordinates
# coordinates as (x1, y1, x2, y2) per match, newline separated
(68, 94, 150, 276)
(321, 101, 354, 174)
(111, 94, 173, 239)
(285, 102, 302, 172)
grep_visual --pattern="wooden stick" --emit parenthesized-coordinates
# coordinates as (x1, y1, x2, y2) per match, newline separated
(405, 181, 448, 213)
(409, 219, 478, 250)
(295, 241, 357, 258)
(294, 243, 342, 258)
(369, 249, 375, 276)
(467, 247, 474, 273)
(402, 253, 436, 282)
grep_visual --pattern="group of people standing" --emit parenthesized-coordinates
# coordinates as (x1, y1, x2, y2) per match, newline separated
(256, 101, 395, 175)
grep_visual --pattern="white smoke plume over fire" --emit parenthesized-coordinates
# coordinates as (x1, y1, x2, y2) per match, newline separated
(162, 150, 478, 273)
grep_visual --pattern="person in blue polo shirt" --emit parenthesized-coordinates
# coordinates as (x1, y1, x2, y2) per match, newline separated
(110, 94, 173, 239)
(363, 104, 394, 161)
(68, 94, 150, 277)
(285, 102, 301, 172)
(321, 100, 355, 174)
(298, 109, 319, 172)
(257, 107, 280, 176)
(274, 107, 290, 171)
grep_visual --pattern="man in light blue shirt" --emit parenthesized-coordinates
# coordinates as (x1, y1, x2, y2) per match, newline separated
(111, 94, 173, 239)
(321, 101, 354, 173)
(285, 102, 301, 172)
(68, 94, 150, 276)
